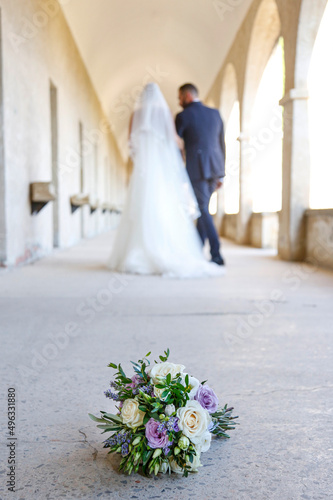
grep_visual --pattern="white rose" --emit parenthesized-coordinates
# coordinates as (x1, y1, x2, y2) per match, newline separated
(150, 362, 185, 384)
(165, 404, 176, 416)
(121, 398, 145, 428)
(185, 375, 200, 399)
(177, 400, 211, 444)
(196, 430, 212, 453)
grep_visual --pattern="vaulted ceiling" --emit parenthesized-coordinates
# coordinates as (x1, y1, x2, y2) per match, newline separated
(61, 0, 253, 158)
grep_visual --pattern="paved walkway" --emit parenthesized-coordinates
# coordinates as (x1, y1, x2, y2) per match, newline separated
(0, 232, 332, 500)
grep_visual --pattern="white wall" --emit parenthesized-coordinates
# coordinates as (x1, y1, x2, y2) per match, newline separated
(0, 0, 127, 266)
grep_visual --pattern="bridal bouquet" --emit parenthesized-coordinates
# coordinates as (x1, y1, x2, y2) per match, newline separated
(89, 349, 238, 477)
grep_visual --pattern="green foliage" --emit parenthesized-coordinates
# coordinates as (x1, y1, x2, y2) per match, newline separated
(210, 404, 239, 438)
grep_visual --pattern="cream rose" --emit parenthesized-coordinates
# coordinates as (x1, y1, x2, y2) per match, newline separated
(177, 400, 211, 444)
(150, 362, 185, 384)
(121, 398, 145, 428)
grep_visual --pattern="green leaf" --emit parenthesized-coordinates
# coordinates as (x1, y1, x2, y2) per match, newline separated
(96, 424, 118, 431)
(142, 449, 153, 466)
(108, 362, 117, 369)
(102, 426, 123, 433)
(145, 351, 151, 357)
(88, 413, 108, 423)
(118, 364, 127, 379)
(100, 413, 122, 423)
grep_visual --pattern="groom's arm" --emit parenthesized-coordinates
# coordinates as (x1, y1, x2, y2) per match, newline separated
(218, 113, 226, 178)
(175, 112, 185, 138)
(175, 113, 186, 161)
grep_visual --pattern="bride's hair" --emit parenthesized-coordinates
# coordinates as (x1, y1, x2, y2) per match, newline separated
(130, 82, 174, 147)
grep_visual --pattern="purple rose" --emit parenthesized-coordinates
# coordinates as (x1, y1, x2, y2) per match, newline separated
(194, 384, 219, 414)
(145, 418, 169, 449)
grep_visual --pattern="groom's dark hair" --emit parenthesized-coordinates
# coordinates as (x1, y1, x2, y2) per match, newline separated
(179, 83, 199, 97)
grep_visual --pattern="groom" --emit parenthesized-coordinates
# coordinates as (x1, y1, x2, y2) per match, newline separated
(176, 83, 226, 266)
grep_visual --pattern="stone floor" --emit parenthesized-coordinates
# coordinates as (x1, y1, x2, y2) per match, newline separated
(0, 232, 332, 500)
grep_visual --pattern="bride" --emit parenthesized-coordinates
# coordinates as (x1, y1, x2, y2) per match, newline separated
(107, 82, 224, 278)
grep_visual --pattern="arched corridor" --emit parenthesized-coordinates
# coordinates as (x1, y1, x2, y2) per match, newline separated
(1, 0, 333, 498)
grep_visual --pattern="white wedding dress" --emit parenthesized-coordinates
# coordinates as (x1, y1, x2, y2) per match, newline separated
(107, 83, 224, 278)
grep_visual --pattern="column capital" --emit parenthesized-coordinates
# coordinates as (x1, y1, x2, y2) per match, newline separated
(279, 88, 309, 106)
(237, 131, 250, 142)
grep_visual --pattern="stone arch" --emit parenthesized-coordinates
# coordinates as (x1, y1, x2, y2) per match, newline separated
(305, 0, 333, 209)
(242, 0, 281, 130)
(295, 0, 329, 88)
(218, 63, 241, 220)
(220, 63, 239, 125)
(205, 97, 217, 108)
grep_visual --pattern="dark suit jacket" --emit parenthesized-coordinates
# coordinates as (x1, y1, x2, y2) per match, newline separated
(175, 101, 226, 182)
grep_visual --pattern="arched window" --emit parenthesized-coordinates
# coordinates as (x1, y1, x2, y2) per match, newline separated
(250, 38, 284, 213)
(224, 101, 240, 214)
(308, 0, 333, 209)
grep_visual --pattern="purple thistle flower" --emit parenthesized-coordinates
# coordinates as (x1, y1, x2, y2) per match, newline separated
(121, 443, 129, 456)
(166, 417, 179, 432)
(157, 422, 166, 433)
(163, 446, 171, 456)
(110, 381, 120, 390)
(104, 389, 120, 401)
(104, 435, 117, 448)
(139, 384, 154, 394)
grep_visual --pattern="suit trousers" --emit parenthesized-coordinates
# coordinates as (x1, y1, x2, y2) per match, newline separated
(191, 179, 221, 260)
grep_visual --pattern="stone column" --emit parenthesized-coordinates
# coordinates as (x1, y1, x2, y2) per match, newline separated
(0, 8, 6, 266)
(236, 132, 252, 244)
(278, 88, 310, 261)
